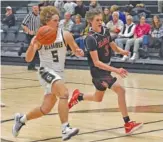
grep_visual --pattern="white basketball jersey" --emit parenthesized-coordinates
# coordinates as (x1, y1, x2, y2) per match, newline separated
(38, 28, 66, 73)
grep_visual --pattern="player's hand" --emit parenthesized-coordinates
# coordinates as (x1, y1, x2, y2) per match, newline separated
(75, 49, 84, 57)
(30, 36, 41, 50)
(122, 50, 130, 56)
(115, 68, 128, 78)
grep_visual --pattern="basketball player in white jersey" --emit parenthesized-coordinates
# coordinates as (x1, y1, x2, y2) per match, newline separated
(12, 6, 84, 141)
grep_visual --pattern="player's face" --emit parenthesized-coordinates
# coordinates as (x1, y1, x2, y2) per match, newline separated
(91, 14, 103, 33)
(47, 14, 60, 29)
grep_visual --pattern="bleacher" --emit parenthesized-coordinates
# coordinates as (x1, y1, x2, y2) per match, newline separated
(1, 1, 163, 73)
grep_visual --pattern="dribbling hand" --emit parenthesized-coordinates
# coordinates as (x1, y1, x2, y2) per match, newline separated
(30, 36, 41, 50)
(115, 68, 128, 78)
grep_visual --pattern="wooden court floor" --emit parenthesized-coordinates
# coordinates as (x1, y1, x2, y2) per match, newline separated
(1, 65, 163, 142)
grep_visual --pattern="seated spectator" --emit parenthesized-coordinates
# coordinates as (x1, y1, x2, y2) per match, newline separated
(59, 12, 74, 31)
(75, 0, 88, 18)
(54, 0, 65, 18)
(103, 7, 110, 25)
(63, 0, 77, 15)
(143, 15, 163, 58)
(71, 14, 84, 39)
(89, 0, 102, 12)
(2, 6, 15, 27)
(38, 0, 54, 11)
(158, 0, 163, 13)
(106, 11, 124, 40)
(110, 5, 126, 24)
(124, 16, 151, 61)
(131, 3, 151, 22)
(115, 15, 136, 60)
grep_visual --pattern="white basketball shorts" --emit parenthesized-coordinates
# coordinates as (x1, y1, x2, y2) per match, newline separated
(38, 67, 64, 95)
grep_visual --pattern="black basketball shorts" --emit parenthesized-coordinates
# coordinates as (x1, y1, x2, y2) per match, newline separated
(92, 75, 117, 91)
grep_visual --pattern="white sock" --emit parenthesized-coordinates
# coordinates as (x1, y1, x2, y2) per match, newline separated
(62, 122, 69, 131)
(20, 115, 27, 123)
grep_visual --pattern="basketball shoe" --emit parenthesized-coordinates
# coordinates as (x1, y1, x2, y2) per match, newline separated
(62, 124, 79, 141)
(12, 113, 25, 137)
(68, 89, 81, 109)
(124, 121, 143, 134)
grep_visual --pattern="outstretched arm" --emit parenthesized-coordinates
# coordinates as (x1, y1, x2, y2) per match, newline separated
(63, 31, 84, 57)
(109, 41, 129, 56)
(26, 36, 41, 62)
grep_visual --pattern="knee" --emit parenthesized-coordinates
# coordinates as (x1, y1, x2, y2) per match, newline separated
(40, 105, 52, 115)
(115, 86, 126, 96)
(59, 89, 69, 99)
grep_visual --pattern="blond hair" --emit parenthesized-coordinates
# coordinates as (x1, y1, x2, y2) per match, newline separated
(40, 6, 59, 25)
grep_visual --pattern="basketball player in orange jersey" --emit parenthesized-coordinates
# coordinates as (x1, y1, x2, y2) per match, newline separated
(69, 9, 143, 134)
(12, 6, 84, 141)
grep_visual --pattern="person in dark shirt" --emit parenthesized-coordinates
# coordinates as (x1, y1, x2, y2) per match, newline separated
(75, 0, 88, 18)
(2, 6, 15, 27)
(68, 9, 143, 135)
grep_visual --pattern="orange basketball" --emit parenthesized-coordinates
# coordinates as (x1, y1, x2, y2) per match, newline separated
(36, 25, 57, 45)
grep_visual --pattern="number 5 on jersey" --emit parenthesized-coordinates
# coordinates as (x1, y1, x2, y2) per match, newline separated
(51, 50, 59, 62)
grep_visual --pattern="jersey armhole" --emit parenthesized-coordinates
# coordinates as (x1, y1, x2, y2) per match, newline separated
(61, 30, 67, 46)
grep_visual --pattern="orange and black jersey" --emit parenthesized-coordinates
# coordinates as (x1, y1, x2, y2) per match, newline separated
(84, 26, 113, 78)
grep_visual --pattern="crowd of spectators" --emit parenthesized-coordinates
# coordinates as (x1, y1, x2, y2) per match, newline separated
(1, 0, 163, 61)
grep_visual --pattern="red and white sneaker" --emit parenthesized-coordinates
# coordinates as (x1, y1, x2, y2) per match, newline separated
(68, 89, 81, 109)
(124, 121, 143, 134)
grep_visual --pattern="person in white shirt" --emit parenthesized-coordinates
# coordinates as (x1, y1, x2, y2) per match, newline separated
(115, 15, 136, 60)
(63, 0, 77, 15)
(106, 11, 124, 40)
(59, 12, 74, 31)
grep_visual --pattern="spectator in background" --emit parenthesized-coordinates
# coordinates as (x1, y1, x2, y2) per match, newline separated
(38, 0, 54, 11)
(63, 0, 77, 15)
(21, 5, 40, 70)
(89, 0, 102, 12)
(75, 0, 88, 18)
(71, 14, 84, 39)
(115, 15, 136, 61)
(110, 5, 126, 24)
(124, 16, 151, 61)
(147, 16, 163, 58)
(2, 6, 15, 27)
(71, 14, 85, 51)
(158, 0, 163, 13)
(59, 12, 74, 56)
(131, 3, 151, 22)
(103, 7, 110, 25)
(59, 12, 74, 31)
(106, 11, 124, 40)
(54, 0, 65, 18)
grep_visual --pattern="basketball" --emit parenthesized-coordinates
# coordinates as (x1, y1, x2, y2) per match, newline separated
(36, 25, 57, 45)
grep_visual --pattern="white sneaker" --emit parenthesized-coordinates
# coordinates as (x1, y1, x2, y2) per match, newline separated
(12, 113, 25, 137)
(130, 53, 139, 61)
(121, 55, 129, 61)
(62, 126, 79, 141)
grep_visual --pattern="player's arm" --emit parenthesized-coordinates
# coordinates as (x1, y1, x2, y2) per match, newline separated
(109, 41, 129, 56)
(26, 36, 41, 62)
(63, 31, 84, 57)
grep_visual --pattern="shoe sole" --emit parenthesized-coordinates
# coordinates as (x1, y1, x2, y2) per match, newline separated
(126, 123, 143, 135)
(62, 129, 79, 141)
(12, 113, 20, 137)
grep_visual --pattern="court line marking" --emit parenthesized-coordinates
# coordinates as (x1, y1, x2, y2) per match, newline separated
(1, 128, 163, 142)
(89, 128, 163, 142)
(1, 117, 163, 142)
(1, 77, 163, 92)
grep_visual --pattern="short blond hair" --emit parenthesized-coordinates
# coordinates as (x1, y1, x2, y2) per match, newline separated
(40, 6, 59, 25)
